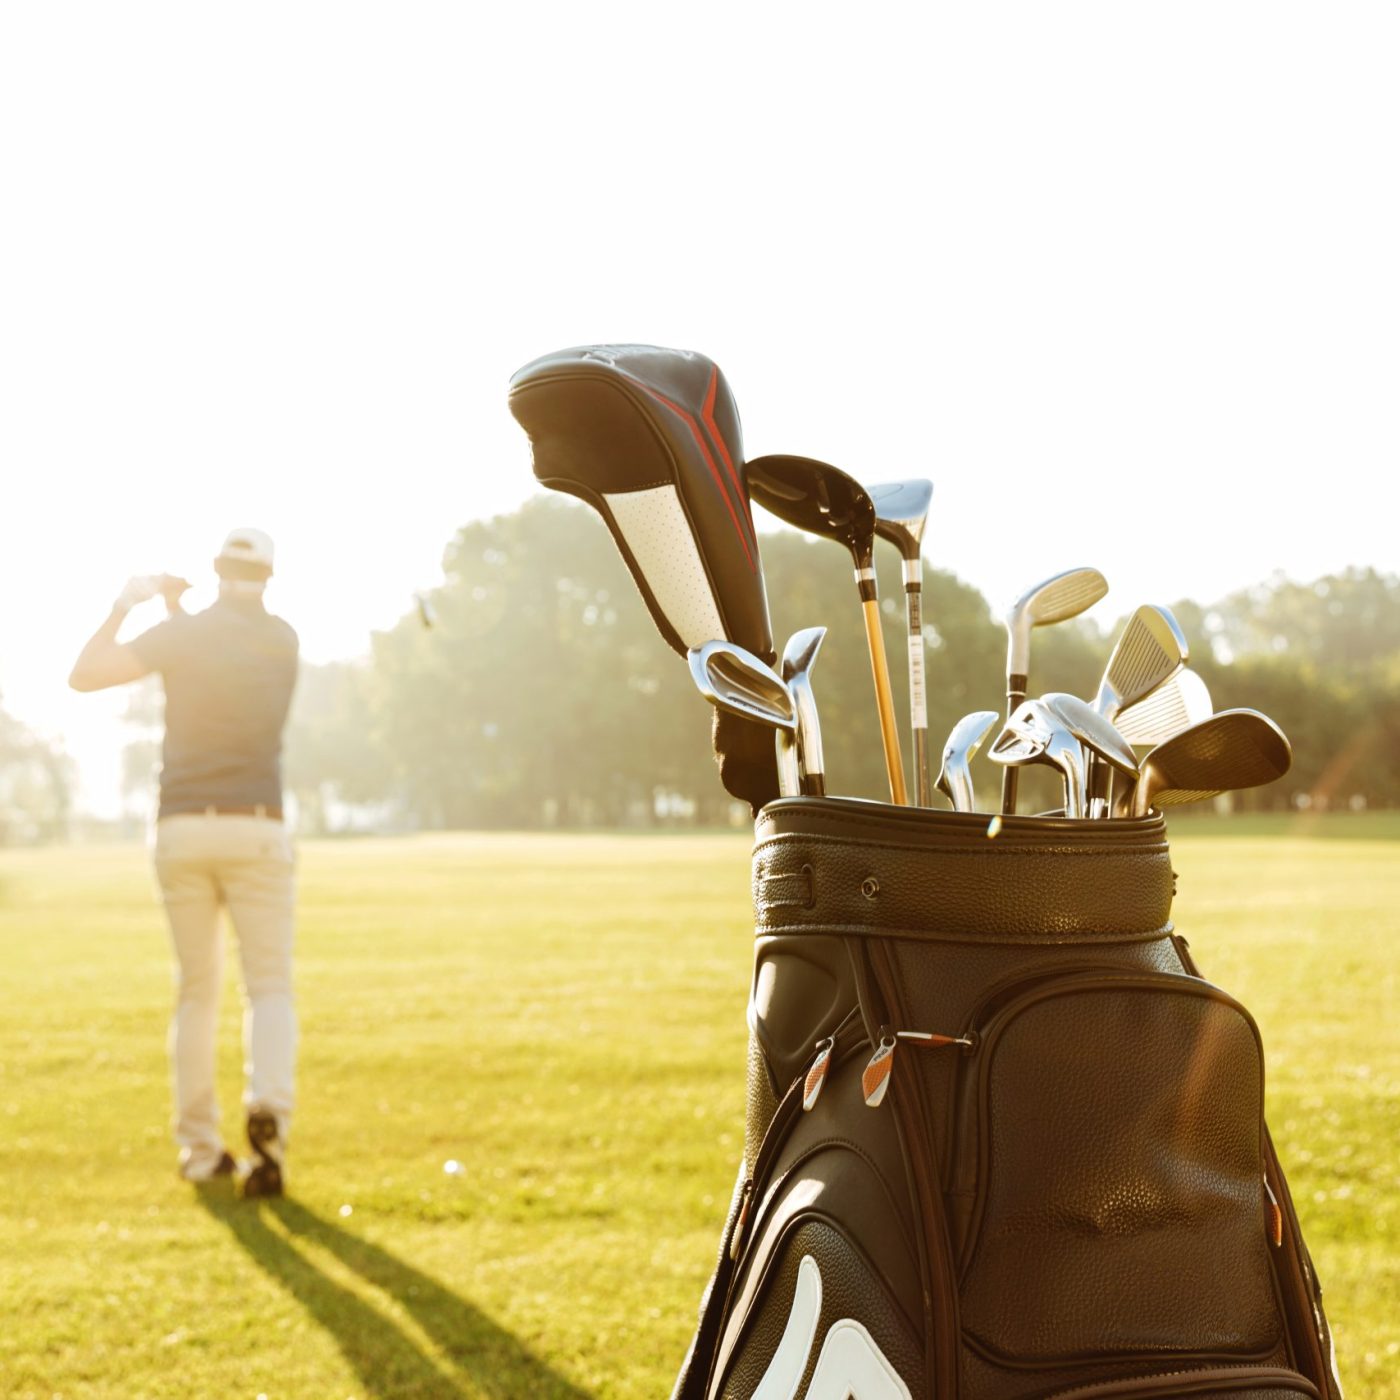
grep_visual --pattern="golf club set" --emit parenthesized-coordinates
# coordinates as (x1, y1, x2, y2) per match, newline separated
(509, 343, 1291, 824)
(508, 346, 1341, 1400)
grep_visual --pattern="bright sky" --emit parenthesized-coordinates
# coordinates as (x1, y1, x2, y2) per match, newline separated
(2, 3, 1397, 816)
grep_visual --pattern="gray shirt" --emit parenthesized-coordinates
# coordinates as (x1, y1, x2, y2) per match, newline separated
(132, 596, 299, 819)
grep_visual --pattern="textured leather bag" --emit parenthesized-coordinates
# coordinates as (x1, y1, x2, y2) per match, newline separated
(672, 799, 1343, 1400)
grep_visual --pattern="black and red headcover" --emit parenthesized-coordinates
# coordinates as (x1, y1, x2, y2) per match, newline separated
(508, 344, 773, 663)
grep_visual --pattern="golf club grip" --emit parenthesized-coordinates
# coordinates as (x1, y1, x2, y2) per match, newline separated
(862, 599, 909, 805)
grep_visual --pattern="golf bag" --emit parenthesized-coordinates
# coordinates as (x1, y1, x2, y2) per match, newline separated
(673, 799, 1343, 1400)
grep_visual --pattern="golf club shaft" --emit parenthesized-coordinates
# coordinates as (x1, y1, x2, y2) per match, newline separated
(904, 564, 931, 806)
(1000, 680, 1027, 814)
(862, 598, 909, 805)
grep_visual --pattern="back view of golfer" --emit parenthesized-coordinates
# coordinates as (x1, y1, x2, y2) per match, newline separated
(69, 529, 299, 1195)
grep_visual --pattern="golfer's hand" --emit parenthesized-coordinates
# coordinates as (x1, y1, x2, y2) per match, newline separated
(157, 574, 193, 613)
(114, 575, 162, 614)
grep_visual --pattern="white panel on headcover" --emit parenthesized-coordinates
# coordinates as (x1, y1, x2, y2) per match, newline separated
(603, 485, 725, 648)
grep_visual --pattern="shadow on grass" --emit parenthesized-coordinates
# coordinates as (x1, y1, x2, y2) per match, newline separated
(196, 1187, 593, 1399)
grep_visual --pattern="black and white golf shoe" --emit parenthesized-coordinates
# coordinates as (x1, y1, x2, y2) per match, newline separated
(240, 1109, 285, 1198)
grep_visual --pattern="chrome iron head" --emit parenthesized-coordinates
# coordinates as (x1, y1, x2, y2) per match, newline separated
(1130, 709, 1292, 818)
(688, 639, 801, 798)
(1115, 668, 1213, 747)
(1094, 604, 1189, 721)
(989, 698, 1089, 818)
(781, 626, 828, 797)
(936, 711, 1000, 813)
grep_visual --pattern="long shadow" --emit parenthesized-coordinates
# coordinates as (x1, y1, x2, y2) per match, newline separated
(197, 1188, 593, 1399)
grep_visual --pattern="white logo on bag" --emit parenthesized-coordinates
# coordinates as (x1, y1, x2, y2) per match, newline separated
(751, 1254, 912, 1400)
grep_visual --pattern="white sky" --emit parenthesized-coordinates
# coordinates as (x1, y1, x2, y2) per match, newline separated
(2, 3, 1397, 815)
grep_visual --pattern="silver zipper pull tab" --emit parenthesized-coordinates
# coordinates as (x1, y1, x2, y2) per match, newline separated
(803, 1036, 836, 1112)
(862, 1034, 897, 1108)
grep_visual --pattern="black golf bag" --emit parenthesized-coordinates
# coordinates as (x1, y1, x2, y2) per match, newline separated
(672, 798, 1343, 1400)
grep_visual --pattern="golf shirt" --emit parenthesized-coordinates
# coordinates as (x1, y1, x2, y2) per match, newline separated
(132, 596, 299, 820)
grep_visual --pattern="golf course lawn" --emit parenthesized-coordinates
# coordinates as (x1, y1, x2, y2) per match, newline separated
(1, 819, 1396, 1399)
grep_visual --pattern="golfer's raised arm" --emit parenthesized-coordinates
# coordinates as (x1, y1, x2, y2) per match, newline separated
(67, 578, 160, 692)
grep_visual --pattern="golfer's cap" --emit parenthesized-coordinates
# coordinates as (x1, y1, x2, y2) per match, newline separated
(217, 527, 275, 572)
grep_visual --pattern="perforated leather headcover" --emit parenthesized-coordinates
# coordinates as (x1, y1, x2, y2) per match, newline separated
(509, 344, 773, 662)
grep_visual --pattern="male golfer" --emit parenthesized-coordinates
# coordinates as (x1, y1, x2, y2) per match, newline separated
(69, 529, 299, 1195)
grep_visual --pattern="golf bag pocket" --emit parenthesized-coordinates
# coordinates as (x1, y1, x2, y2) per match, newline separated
(948, 971, 1284, 1369)
(708, 1040, 928, 1400)
(1029, 1367, 1321, 1398)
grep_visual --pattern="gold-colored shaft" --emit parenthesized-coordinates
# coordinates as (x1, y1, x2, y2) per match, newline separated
(862, 598, 909, 805)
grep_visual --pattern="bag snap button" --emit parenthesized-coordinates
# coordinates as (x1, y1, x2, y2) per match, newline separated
(861, 876, 880, 900)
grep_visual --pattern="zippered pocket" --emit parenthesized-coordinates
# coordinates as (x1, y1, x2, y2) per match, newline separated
(1040, 1364, 1321, 1397)
(950, 970, 1284, 1367)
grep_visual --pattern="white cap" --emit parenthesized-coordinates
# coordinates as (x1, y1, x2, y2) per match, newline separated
(217, 527, 275, 572)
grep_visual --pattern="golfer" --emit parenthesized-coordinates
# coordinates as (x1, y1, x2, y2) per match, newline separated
(69, 528, 299, 1195)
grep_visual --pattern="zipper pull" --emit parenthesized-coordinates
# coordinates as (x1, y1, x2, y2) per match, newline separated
(863, 1027, 977, 1109)
(729, 1179, 755, 1261)
(1263, 1175, 1284, 1248)
(803, 1036, 836, 1112)
(862, 1034, 897, 1108)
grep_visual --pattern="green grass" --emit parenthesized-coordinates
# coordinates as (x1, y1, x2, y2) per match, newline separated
(0, 819, 1395, 1398)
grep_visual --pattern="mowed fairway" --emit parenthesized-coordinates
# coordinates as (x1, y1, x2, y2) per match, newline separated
(1, 820, 1396, 1399)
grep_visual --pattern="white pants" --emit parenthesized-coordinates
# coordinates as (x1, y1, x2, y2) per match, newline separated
(154, 813, 297, 1173)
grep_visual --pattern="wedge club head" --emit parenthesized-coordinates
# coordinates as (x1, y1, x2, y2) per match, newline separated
(781, 626, 828, 797)
(688, 639, 801, 798)
(1130, 709, 1292, 818)
(1043, 691, 1140, 818)
(1115, 668, 1214, 747)
(936, 710, 999, 813)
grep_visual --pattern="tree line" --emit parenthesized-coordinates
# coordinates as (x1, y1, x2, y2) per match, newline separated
(280, 497, 1400, 830)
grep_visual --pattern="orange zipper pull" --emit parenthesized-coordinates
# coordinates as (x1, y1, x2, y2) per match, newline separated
(1263, 1175, 1284, 1248)
(863, 1035, 897, 1108)
(803, 1037, 836, 1112)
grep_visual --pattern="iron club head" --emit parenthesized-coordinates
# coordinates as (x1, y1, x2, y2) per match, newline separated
(688, 639, 801, 798)
(989, 698, 1090, 818)
(1094, 604, 1190, 721)
(936, 711, 1000, 812)
(1042, 692, 1140, 778)
(1003, 567, 1110, 690)
(1115, 668, 1214, 747)
(1130, 709, 1292, 818)
(781, 626, 828, 796)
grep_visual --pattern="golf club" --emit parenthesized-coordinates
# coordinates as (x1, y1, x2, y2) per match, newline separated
(747, 454, 908, 805)
(1130, 709, 1292, 818)
(936, 710, 999, 813)
(869, 479, 934, 806)
(990, 698, 1089, 818)
(688, 640, 801, 798)
(781, 626, 828, 797)
(1115, 667, 1214, 747)
(1000, 567, 1109, 814)
(1042, 692, 1140, 817)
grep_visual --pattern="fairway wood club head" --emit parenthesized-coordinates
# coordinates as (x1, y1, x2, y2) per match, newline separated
(1131, 709, 1292, 818)
(869, 479, 934, 563)
(1115, 668, 1214, 747)
(781, 626, 828, 796)
(936, 710, 999, 812)
(1094, 604, 1190, 721)
(989, 698, 1089, 818)
(746, 454, 879, 575)
(688, 639, 801, 797)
